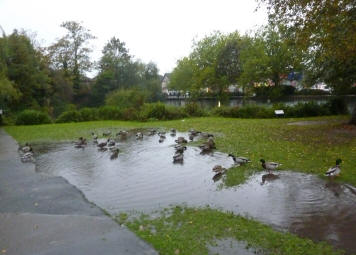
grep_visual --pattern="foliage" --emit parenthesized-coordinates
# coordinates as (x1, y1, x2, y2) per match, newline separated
(259, 0, 356, 123)
(254, 85, 296, 98)
(97, 106, 123, 120)
(169, 57, 196, 92)
(56, 110, 82, 123)
(121, 206, 342, 255)
(47, 21, 95, 98)
(79, 107, 98, 121)
(105, 89, 146, 109)
(16, 110, 51, 125)
(183, 102, 205, 117)
(327, 97, 348, 115)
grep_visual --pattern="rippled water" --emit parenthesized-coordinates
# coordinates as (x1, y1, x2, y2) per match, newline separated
(34, 131, 356, 254)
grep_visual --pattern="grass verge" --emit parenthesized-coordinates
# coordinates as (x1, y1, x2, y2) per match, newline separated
(117, 206, 343, 255)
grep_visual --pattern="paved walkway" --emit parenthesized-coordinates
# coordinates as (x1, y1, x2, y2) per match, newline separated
(0, 128, 157, 255)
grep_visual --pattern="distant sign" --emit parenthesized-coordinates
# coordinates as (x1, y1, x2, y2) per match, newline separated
(274, 110, 284, 115)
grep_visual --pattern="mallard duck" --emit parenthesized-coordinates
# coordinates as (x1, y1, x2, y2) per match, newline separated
(103, 131, 111, 137)
(173, 152, 184, 163)
(212, 165, 226, 174)
(116, 130, 128, 139)
(19, 143, 32, 153)
(175, 137, 187, 144)
(201, 132, 214, 139)
(148, 129, 156, 136)
(97, 139, 108, 148)
(228, 154, 251, 165)
(91, 132, 98, 140)
(175, 145, 187, 153)
(107, 138, 115, 147)
(260, 159, 281, 173)
(110, 148, 120, 160)
(206, 137, 216, 149)
(136, 132, 143, 140)
(325, 159, 342, 177)
(75, 137, 87, 146)
(21, 152, 34, 163)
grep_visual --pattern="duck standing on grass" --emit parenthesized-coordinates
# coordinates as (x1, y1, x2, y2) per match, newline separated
(325, 159, 342, 177)
(260, 159, 282, 173)
(228, 154, 251, 166)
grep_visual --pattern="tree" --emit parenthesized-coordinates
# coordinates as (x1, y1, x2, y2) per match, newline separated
(259, 0, 356, 123)
(0, 30, 50, 110)
(48, 21, 95, 100)
(169, 57, 196, 92)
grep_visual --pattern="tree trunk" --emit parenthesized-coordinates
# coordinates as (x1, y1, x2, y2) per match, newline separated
(350, 105, 356, 125)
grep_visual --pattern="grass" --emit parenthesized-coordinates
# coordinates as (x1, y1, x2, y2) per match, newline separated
(4, 116, 355, 254)
(117, 205, 343, 255)
(5, 115, 356, 186)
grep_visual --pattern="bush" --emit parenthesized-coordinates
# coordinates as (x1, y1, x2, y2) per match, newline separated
(237, 105, 274, 118)
(140, 103, 169, 121)
(296, 89, 330, 95)
(184, 102, 205, 117)
(289, 102, 330, 117)
(56, 110, 82, 123)
(97, 106, 123, 120)
(79, 107, 98, 121)
(16, 110, 52, 125)
(327, 97, 348, 114)
(211, 106, 240, 118)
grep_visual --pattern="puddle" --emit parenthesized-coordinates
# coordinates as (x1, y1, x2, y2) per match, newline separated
(34, 130, 356, 254)
(208, 238, 264, 255)
(287, 120, 331, 126)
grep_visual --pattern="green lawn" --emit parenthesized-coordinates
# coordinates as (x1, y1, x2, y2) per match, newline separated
(4, 116, 355, 255)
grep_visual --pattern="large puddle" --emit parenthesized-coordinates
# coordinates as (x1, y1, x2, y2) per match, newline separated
(34, 130, 356, 254)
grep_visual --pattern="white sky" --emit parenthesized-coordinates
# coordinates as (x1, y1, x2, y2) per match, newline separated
(0, 0, 267, 76)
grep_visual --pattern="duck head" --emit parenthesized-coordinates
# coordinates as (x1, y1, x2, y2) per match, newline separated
(260, 159, 265, 163)
(336, 159, 342, 165)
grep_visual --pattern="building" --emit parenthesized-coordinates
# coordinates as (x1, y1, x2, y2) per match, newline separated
(161, 73, 171, 95)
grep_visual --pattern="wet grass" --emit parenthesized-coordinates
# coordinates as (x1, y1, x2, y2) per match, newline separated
(5, 115, 356, 186)
(116, 205, 343, 255)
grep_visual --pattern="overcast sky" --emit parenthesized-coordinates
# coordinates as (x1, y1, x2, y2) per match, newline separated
(0, 0, 267, 75)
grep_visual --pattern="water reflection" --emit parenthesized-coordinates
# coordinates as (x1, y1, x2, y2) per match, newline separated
(34, 132, 356, 254)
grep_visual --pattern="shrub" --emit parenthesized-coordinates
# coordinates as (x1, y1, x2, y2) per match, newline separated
(290, 102, 330, 117)
(184, 102, 205, 117)
(16, 110, 52, 125)
(327, 97, 348, 114)
(97, 106, 123, 120)
(237, 105, 274, 118)
(56, 110, 82, 123)
(211, 106, 240, 118)
(165, 105, 187, 120)
(121, 107, 139, 121)
(296, 89, 330, 95)
(140, 103, 169, 121)
(79, 107, 98, 121)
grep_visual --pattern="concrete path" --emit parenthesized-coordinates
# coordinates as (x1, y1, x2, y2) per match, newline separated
(0, 129, 158, 255)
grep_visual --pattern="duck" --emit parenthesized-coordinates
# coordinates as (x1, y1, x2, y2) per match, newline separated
(212, 165, 226, 174)
(189, 134, 194, 141)
(21, 152, 34, 163)
(116, 130, 128, 139)
(175, 145, 187, 153)
(199, 144, 213, 154)
(189, 129, 201, 136)
(260, 159, 282, 173)
(136, 132, 143, 140)
(173, 152, 184, 163)
(19, 143, 33, 153)
(200, 132, 214, 139)
(206, 137, 216, 149)
(110, 148, 120, 160)
(91, 132, 98, 140)
(325, 159, 342, 177)
(107, 138, 115, 147)
(228, 154, 251, 165)
(175, 137, 187, 144)
(74, 137, 87, 146)
(103, 131, 111, 137)
(97, 139, 108, 148)
(148, 129, 157, 136)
